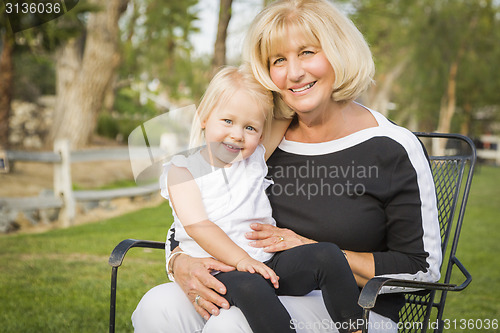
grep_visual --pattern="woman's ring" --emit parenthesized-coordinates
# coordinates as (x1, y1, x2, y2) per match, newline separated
(195, 295, 201, 306)
(278, 236, 284, 242)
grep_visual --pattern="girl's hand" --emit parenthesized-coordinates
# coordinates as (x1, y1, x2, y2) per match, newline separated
(246, 223, 316, 252)
(236, 257, 280, 288)
(172, 253, 235, 320)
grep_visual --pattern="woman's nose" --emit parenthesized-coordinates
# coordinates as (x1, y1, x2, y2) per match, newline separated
(287, 58, 305, 82)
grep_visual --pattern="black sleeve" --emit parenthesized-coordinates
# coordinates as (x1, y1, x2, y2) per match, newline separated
(372, 138, 441, 283)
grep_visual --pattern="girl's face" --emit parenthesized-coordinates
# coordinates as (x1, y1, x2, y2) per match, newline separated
(268, 31, 336, 116)
(201, 89, 266, 167)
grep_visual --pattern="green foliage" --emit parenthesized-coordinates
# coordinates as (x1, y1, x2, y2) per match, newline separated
(119, 0, 210, 102)
(96, 112, 121, 139)
(113, 88, 158, 116)
(13, 52, 55, 102)
(97, 88, 161, 140)
(351, 0, 500, 134)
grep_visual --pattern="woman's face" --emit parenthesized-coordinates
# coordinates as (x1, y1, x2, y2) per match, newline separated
(268, 32, 336, 116)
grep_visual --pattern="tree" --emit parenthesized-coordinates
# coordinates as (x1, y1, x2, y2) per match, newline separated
(49, 0, 129, 148)
(0, 2, 14, 148)
(212, 0, 233, 71)
(0, 29, 14, 149)
(352, 0, 500, 137)
(119, 0, 204, 101)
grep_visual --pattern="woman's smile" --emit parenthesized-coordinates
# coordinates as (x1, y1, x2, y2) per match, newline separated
(289, 81, 316, 94)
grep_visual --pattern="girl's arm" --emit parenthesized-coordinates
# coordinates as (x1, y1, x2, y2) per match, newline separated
(262, 118, 292, 160)
(167, 165, 278, 286)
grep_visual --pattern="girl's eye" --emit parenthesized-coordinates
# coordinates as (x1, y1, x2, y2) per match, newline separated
(245, 126, 256, 131)
(224, 119, 232, 124)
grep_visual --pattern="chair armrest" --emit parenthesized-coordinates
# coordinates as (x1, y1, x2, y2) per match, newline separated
(108, 239, 166, 268)
(358, 256, 472, 310)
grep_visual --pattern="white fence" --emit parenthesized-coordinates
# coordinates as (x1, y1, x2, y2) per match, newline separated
(476, 135, 500, 165)
(0, 139, 158, 231)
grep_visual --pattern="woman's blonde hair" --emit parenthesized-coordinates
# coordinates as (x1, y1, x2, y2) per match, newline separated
(243, 0, 375, 117)
(189, 65, 274, 149)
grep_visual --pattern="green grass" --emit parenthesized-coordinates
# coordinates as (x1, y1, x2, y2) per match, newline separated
(1, 166, 499, 332)
(0, 203, 173, 332)
(439, 165, 500, 332)
(73, 178, 138, 191)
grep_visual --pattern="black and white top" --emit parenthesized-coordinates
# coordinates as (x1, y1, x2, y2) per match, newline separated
(265, 107, 441, 321)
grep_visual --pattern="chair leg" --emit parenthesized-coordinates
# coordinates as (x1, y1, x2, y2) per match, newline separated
(110, 266, 118, 333)
(361, 308, 370, 333)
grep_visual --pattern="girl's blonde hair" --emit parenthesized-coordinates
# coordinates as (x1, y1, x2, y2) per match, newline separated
(243, 0, 375, 118)
(189, 65, 274, 149)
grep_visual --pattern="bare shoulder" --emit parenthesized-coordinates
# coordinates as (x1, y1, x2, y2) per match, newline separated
(350, 103, 378, 130)
(167, 165, 194, 187)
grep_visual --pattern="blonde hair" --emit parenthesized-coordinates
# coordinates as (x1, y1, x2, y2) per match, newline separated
(189, 65, 274, 148)
(243, 0, 375, 117)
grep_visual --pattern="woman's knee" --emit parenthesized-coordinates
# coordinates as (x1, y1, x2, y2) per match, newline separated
(132, 283, 204, 333)
(203, 306, 253, 333)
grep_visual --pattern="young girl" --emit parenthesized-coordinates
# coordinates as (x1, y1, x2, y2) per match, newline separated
(161, 65, 363, 333)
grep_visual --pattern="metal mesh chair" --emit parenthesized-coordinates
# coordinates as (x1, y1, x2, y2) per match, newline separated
(108, 132, 476, 333)
(359, 133, 476, 333)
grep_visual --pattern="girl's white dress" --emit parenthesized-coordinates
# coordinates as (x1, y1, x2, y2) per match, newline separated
(160, 144, 274, 263)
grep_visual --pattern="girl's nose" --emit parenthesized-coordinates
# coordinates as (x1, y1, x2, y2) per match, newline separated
(230, 127, 244, 141)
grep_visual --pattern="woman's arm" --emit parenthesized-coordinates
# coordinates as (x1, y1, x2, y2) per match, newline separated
(169, 249, 232, 319)
(262, 118, 292, 160)
(342, 250, 375, 287)
(246, 223, 375, 287)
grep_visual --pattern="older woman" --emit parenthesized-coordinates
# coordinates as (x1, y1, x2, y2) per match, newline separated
(132, 1, 441, 332)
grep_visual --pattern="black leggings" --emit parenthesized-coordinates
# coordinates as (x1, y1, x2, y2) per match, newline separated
(215, 242, 363, 333)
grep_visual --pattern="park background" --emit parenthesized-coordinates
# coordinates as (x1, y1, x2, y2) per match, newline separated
(1, 0, 500, 332)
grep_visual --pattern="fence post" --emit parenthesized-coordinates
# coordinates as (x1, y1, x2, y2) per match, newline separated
(54, 139, 75, 227)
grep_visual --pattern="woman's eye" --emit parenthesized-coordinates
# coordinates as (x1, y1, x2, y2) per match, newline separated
(301, 50, 315, 56)
(272, 57, 285, 65)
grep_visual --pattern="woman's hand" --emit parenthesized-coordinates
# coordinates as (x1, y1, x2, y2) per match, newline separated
(236, 257, 280, 288)
(172, 253, 235, 320)
(246, 223, 316, 252)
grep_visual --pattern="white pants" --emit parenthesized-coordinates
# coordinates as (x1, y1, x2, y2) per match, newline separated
(132, 282, 398, 333)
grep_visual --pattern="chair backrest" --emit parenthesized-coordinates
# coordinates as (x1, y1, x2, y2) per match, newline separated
(398, 133, 476, 332)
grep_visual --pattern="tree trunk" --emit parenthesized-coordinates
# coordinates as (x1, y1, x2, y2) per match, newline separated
(437, 58, 459, 135)
(434, 60, 459, 156)
(0, 31, 14, 149)
(434, 15, 478, 154)
(460, 102, 472, 136)
(212, 0, 233, 71)
(49, 0, 128, 149)
(365, 57, 408, 116)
